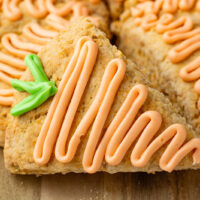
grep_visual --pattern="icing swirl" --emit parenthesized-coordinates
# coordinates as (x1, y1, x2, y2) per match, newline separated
(137, 0, 199, 14)
(45, 14, 69, 31)
(0, 88, 15, 105)
(1, 33, 42, 58)
(34, 36, 98, 165)
(0, 39, 30, 91)
(24, 0, 48, 18)
(2, 0, 22, 21)
(23, 22, 58, 45)
(33, 37, 200, 173)
(0, 35, 28, 104)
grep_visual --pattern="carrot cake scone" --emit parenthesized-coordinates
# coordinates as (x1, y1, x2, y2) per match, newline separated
(4, 19, 200, 175)
(0, 0, 110, 36)
(112, 0, 200, 137)
(0, 0, 110, 146)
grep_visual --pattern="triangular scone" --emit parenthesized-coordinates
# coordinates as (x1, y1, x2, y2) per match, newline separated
(0, 0, 110, 147)
(112, 0, 200, 137)
(4, 19, 200, 175)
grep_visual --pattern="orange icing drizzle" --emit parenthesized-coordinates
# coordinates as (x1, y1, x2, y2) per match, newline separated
(137, 0, 198, 14)
(33, 36, 98, 165)
(0, 33, 32, 104)
(0, 49, 27, 105)
(24, 0, 48, 18)
(141, 14, 158, 31)
(180, 56, 200, 95)
(0, 88, 15, 106)
(132, 1, 200, 103)
(168, 34, 200, 63)
(45, 14, 69, 31)
(33, 37, 200, 173)
(1, 33, 42, 58)
(2, 0, 101, 23)
(46, 0, 89, 17)
(57, 58, 125, 169)
(2, 0, 22, 21)
(0, 51, 26, 84)
(23, 22, 58, 45)
(0, 31, 34, 105)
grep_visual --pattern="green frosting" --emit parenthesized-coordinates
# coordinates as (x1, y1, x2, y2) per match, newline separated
(11, 54, 57, 116)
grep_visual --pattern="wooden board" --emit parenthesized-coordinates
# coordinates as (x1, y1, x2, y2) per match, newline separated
(1, 148, 200, 200)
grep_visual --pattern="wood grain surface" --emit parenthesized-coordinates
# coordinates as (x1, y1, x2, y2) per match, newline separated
(1, 149, 200, 200)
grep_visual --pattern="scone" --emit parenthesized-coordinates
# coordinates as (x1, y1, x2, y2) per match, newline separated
(0, 0, 110, 146)
(0, 0, 110, 36)
(4, 19, 200, 175)
(112, 0, 200, 138)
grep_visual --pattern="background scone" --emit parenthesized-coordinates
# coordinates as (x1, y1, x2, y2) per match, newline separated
(4, 19, 200, 175)
(0, 0, 110, 147)
(0, 0, 110, 36)
(112, 0, 200, 137)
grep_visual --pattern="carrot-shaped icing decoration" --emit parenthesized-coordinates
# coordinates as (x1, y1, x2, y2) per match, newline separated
(10, 54, 57, 116)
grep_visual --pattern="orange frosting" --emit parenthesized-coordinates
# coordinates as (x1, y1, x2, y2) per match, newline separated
(34, 36, 98, 165)
(33, 37, 200, 173)
(25, 0, 48, 18)
(45, 14, 69, 31)
(83, 84, 147, 173)
(1, 33, 42, 58)
(0, 36, 28, 104)
(23, 22, 57, 45)
(131, 1, 200, 103)
(0, 33, 31, 104)
(136, 0, 198, 14)
(2, 0, 22, 21)
(0, 88, 15, 106)
(168, 34, 200, 63)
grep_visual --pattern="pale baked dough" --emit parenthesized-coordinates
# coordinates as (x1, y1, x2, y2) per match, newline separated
(4, 19, 199, 175)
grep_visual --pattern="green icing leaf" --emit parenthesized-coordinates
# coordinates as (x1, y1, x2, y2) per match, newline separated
(11, 54, 57, 116)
